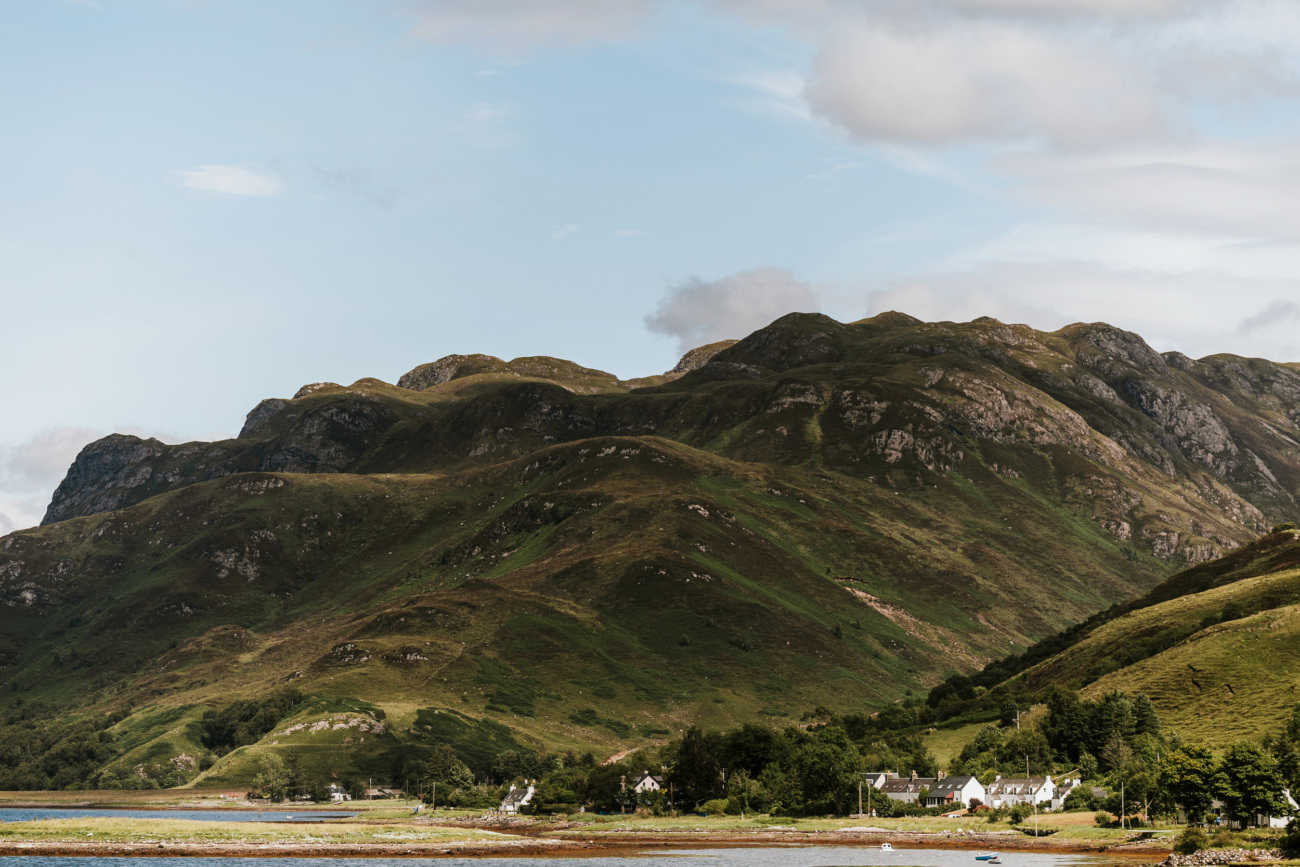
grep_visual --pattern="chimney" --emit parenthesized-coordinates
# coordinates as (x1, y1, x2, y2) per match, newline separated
(938, 770, 946, 781)
(911, 770, 918, 781)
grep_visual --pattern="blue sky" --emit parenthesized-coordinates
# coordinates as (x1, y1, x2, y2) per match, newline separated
(5, 0, 1300, 532)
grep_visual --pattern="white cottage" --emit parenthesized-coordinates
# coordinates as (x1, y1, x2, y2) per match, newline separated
(985, 775, 1055, 809)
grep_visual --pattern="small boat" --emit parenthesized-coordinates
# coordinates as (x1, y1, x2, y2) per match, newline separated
(988, 859, 1003, 865)
(975, 854, 999, 861)
(881, 843, 894, 852)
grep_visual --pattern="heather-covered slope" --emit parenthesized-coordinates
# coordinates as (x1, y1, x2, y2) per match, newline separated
(5, 312, 1300, 780)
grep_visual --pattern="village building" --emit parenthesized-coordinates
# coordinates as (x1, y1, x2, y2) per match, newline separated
(877, 771, 938, 804)
(499, 781, 536, 814)
(985, 775, 1055, 809)
(626, 770, 664, 793)
(924, 775, 985, 809)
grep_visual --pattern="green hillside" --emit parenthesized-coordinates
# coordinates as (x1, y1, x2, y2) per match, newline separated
(938, 530, 1300, 747)
(7, 312, 1300, 785)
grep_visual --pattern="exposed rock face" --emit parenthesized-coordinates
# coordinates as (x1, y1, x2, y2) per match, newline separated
(398, 354, 504, 391)
(43, 435, 170, 526)
(293, 382, 341, 399)
(239, 398, 287, 438)
(670, 340, 738, 374)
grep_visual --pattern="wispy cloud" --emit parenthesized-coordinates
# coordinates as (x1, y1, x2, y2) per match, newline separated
(551, 223, 580, 239)
(460, 101, 517, 149)
(806, 160, 861, 181)
(171, 164, 285, 197)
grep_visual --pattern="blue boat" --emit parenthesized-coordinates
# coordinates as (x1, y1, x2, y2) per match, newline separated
(975, 854, 999, 861)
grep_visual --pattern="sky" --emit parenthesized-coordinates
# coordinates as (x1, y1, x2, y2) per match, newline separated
(5, 0, 1300, 533)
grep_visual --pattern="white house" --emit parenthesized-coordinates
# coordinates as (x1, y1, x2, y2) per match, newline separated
(627, 770, 664, 794)
(500, 781, 535, 814)
(1050, 776, 1083, 811)
(925, 775, 986, 810)
(985, 775, 1055, 809)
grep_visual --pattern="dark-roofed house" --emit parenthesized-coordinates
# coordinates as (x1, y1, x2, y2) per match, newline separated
(878, 771, 937, 804)
(500, 781, 535, 814)
(924, 775, 985, 809)
(627, 770, 664, 794)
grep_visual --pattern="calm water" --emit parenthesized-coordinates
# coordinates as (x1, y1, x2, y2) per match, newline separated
(0, 809, 354, 824)
(0, 849, 1142, 866)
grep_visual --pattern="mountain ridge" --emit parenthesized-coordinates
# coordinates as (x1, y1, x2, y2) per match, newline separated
(5, 311, 1300, 784)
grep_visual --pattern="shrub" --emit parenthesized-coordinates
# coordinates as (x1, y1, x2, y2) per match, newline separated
(1174, 827, 1210, 855)
(699, 798, 730, 816)
(1271, 522, 1296, 534)
(1281, 818, 1300, 857)
(1094, 811, 1113, 827)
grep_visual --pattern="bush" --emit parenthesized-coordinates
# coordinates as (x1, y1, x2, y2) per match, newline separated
(1175, 827, 1210, 855)
(699, 798, 730, 816)
(1282, 819, 1300, 857)
(1094, 811, 1113, 827)
(1271, 522, 1296, 534)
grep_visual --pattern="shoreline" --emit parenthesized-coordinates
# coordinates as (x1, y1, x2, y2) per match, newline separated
(0, 825, 1173, 860)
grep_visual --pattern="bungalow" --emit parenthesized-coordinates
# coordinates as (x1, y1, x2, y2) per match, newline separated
(878, 771, 938, 804)
(925, 775, 985, 810)
(985, 775, 1055, 809)
(500, 781, 535, 814)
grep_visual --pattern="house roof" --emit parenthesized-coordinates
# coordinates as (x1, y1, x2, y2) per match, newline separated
(929, 776, 981, 795)
(987, 777, 1050, 795)
(880, 777, 936, 794)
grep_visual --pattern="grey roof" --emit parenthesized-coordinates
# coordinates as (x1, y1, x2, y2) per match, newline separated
(880, 777, 936, 794)
(929, 775, 980, 795)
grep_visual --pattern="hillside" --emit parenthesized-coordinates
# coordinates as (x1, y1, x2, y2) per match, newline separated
(5, 311, 1300, 784)
(949, 529, 1300, 746)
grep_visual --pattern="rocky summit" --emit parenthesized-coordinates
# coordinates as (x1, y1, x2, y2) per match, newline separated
(4, 312, 1300, 779)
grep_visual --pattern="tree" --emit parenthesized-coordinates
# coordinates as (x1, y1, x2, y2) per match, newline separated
(426, 744, 475, 791)
(1159, 745, 1217, 824)
(793, 726, 864, 815)
(253, 753, 288, 801)
(669, 726, 723, 809)
(1216, 742, 1287, 827)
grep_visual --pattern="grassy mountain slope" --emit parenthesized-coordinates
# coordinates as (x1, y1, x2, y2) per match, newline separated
(984, 530, 1300, 745)
(7, 312, 1300, 780)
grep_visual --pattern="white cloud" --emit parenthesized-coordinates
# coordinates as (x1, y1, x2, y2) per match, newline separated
(998, 141, 1300, 244)
(0, 427, 103, 495)
(171, 165, 285, 197)
(645, 266, 818, 354)
(806, 20, 1166, 148)
(551, 223, 580, 239)
(0, 427, 103, 535)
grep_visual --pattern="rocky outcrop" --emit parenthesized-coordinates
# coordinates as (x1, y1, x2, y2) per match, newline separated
(398, 354, 504, 391)
(1163, 849, 1281, 866)
(670, 340, 739, 374)
(239, 398, 287, 438)
(42, 435, 170, 526)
